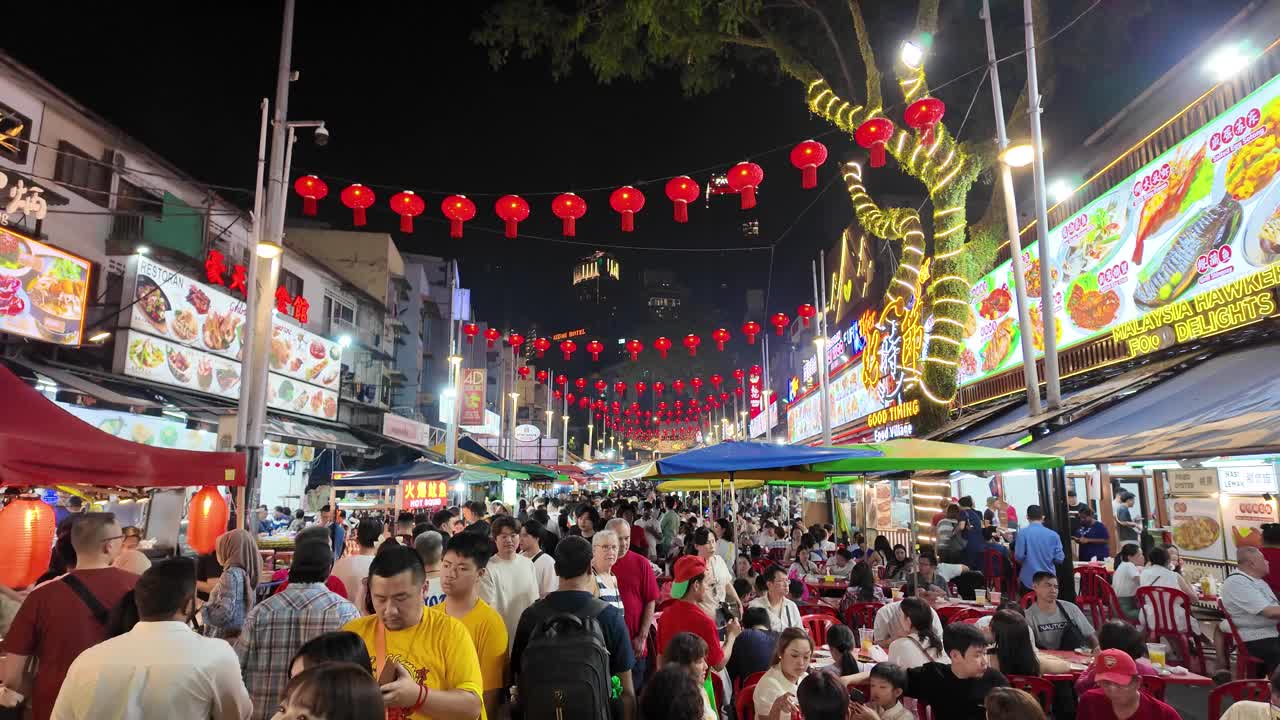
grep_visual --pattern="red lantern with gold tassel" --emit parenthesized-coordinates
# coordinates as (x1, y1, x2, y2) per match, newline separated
(552, 193, 587, 237)
(711, 328, 731, 351)
(904, 97, 946, 146)
(186, 486, 228, 555)
(462, 323, 479, 344)
(855, 118, 896, 168)
(495, 195, 530, 239)
(391, 191, 425, 233)
(586, 340, 605, 362)
(741, 321, 761, 345)
(790, 140, 828, 189)
(484, 327, 501, 349)
(294, 175, 328, 216)
(0, 495, 55, 589)
(683, 334, 701, 357)
(532, 337, 551, 358)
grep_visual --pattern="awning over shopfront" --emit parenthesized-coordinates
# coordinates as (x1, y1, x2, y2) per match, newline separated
(656, 441, 881, 477)
(1021, 342, 1280, 465)
(334, 460, 461, 487)
(476, 460, 558, 481)
(9, 357, 162, 408)
(263, 416, 370, 452)
(811, 438, 1064, 473)
(460, 436, 501, 461)
(0, 363, 245, 488)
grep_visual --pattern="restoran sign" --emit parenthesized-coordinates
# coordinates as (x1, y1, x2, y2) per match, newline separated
(958, 73, 1280, 386)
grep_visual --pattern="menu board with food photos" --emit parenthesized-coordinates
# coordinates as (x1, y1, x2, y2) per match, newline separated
(1167, 496, 1227, 561)
(1223, 496, 1279, 557)
(958, 73, 1280, 386)
(57, 401, 219, 451)
(115, 257, 339, 421)
(0, 227, 91, 345)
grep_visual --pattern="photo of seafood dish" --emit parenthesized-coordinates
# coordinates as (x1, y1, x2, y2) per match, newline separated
(215, 364, 240, 391)
(166, 347, 192, 383)
(135, 276, 170, 333)
(26, 258, 88, 340)
(1226, 97, 1280, 201)
(1029, 304, 1063, 351)
(1023, 257, 1042, 297)
(1058, 195, 1128, 281)
(172, 309, 198, 342)
(1067, 278, 1122, 331)
(981, 318, 1016, 373)
(1242, 180, 1280, 267)
(127, 337, 164, 370)
(1133, 143, 1211, 264)
(323, 395, 337, 419)
(0, 230, 36, 277)
(979, 286, 1012, 320)
(958, 348, 977, 377)
(269, 336, 292, 370)
(202, 310, 241, 351)
(196, 357, 213, 390)
(293, 389, 311, 413)
(1134, 195, 1242, 309)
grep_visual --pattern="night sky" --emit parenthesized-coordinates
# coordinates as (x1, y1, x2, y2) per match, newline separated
(8, 0, 1250, 336)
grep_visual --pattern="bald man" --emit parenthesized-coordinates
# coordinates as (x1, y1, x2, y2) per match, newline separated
(608, 518, 658, 689)
(1222, 546, 1280, 674)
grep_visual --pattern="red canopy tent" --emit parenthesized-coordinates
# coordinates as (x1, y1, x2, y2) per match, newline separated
(0, 363, 245, 488)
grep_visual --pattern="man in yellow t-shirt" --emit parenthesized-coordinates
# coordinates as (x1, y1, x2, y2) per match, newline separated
(343, 545, 484, 720)
(435, 532, 509, 719)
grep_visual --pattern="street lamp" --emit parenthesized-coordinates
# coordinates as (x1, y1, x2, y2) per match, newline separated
(1048, 178, 1074, 204)
(998, 142, 1035, 168)
(1206, 42, 1255, 81)
(900, 40, 925, 69)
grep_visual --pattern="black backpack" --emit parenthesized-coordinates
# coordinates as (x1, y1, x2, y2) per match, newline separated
(518, 597, 613, 720)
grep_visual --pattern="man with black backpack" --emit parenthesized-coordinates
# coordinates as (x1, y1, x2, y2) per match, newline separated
(510, 535, 635, 720)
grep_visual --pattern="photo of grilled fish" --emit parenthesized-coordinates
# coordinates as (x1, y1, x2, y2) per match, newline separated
(1133, 195, 1242, 310)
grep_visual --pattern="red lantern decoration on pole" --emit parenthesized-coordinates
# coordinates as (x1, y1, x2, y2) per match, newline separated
(710, 327, 731, 351)
(586, 340, 605, 362)
(390, 191, 426, 233)
(555, 374, 568, 387)
(536, 369, 548, 384)
(733, 368, 745, 384)
(683, 334, 701, 357)
(710, 374, 723, 390)
(625, 339, 644, 361)
(554, 389, 563, 400)
(609, 186, 645, 232)
(690, 377, 703, 394)
(340, 184, 376, 226)
(186, 486, 228, 555)
(495, 195, 530, 239)
(904, 97, 946, 146)
(294, 175, 328, 216)
(574, 377, 587, 392)
(483, 327, 501, 349)
(579, 396, 590, 409)
(735, 386, 744, 396)
(532, 337, 551, 358)
(635, 381, 647, 395)
(653, 336, 672, 359)
(789, 140, 829, 189)
(552, 193, 587, 237)
(653, 381, 665, 396)
(507, 333, 525, 357)
(0, 495, 55, 589)
(742, 321, 761, 345)
(797, 303, 817, 327)
(594, 379, 608, 393)
(614, 381, 627, 396)
(442, 195, 477, 239)
(770, 312, 790, 336)
(560, 339, 578, 361)
(462, 323, 479, 344)
(664, 176, 700, 223)
(672, 379, 686, 395)
(855, 118, 896, 168)
(517, 366, 530, 380)
(726, 162, 764, 209)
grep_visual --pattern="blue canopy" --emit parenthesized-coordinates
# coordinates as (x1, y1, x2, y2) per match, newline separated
(334, 460, 461, 487)
(654, 441, 881, 477)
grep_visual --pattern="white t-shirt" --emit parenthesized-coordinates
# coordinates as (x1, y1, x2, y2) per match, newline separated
(1112, 561, 1141, 598)
(887, 635, 948, 669)
(423, 574, 446, 608)
(697, 554, 736, 619)
(525, 549, 557, 597)
(747, 596, 804, 633)
(479, 553, 541, 650)
(331, 552, 375, 612)
(753, 664, 803, 717)
(873, 601, 944, 644)
(1138, 564, 1191, 631)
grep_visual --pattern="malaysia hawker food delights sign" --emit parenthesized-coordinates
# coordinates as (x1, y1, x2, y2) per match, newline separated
(958, 73, 1280, 385)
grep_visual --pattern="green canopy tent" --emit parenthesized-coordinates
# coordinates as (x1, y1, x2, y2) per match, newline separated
(810, 438, 1065, 473)
(474, 460, 559, 481)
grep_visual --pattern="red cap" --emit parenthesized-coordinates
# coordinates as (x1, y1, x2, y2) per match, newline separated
(1093, 649, 1139, 685)
(670, 555, 707, 599)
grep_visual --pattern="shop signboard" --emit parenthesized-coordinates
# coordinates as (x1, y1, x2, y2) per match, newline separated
(57, 402, 218, 451)
(1157, 468, 1219, 496)
(1224, 496, 1279, 556)
(115, 257, 339, 420)
(749, 400, 778, 438)
(748, 365, 763, 419)
(1219, 465, 1278, 495)
(459, 368, 486, 425)
(786, 360, 882, 443)
(1167, 496, 1227, 561)
(0, 226, 90, 345)
(514, 424, 541, 443)
(959, 74, 1280, 387)
(400, 479, 448, 511)
(382, 413, 434, 448)
(870, 481, 912, 531)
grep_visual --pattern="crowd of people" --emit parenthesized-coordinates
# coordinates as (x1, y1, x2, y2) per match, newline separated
(0, 487, 1271, 720)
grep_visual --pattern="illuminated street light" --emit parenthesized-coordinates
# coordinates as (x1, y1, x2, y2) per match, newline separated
(1206, 42, 1254, 81)
(901, 40, 924, 69)
(337, 334, 352, 348)
(999, 142, 1035, 168)
(256, 239, 283, 258)
(1048, 179, 1074, 203)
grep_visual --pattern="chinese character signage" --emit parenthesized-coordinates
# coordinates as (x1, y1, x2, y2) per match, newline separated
(959, 74, 1280, 386)
(0, 226, 90, 345)
(401, 479, 448, 511)
(460, 368, 487, 426)
(747, 365, 763, 419)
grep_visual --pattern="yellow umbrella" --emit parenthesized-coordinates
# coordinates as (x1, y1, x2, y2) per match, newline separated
(657, 478, 765, 493)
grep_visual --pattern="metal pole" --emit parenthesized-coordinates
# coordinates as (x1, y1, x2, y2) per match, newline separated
(587, 420, 594, 461)
(1024, 0, 1062, 409)
(234, 98, 269, 460)
(983, 0, 1042, 416)
(561, 395, 569, 464)
(761, 334, 772, 443)
(241, 0, 296, 526)
(445, 263, 460, 465)
(814, 258, 832, 447)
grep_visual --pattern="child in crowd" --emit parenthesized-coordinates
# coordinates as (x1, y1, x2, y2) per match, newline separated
(850, 662, 913, 720)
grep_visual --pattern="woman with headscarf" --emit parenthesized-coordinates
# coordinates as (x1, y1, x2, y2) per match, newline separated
(202, 528, 261, 639)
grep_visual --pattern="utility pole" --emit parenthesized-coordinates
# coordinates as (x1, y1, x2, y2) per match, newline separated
(814, 256, 832, 447)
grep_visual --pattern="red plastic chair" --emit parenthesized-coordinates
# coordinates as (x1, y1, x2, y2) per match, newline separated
(1209, 679, 1272, 718)
(1219, 599, 1269, 679)
(1138, 674, 1167, 701)
(798, 603, 840, 619)
(1020, 591, 1036, 609)
(1078, 576, 1129, 629)
(1006, 675, 1053, 713)
(983, 548, 1014, 596)
(801, 614, 836, 646)
(736, 682, 757, 720)
(1134, 586, 1205, 674)
(844, 601, 884, 631)
(768, 547, 787, 563)
(710, 671, 727, 713)
(946, 607, 996, 624)
(732, 669, 767, 695)
(1074, 565, 1111, 596)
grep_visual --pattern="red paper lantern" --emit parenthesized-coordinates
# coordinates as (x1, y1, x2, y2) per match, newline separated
(855, 118, 896, 168)
(653, 381, 665, 396)
(664, 176, 700, 223)
(294, 175, 328, 216)
(533, 337, 551, 358)
(673, 379, 686, 395)
(733, 368, 745, 383)
(690, 377, 704, 394)
(594, 379, 608, 393)
(635, 381, 647, 395)
(609, 186, 646, 232)
(726, 162, 764, 210)
(770, 312, 790, 335)
(711, 327, 731, 351)
(710, 374, 723, 390)
(554, 389, 563, 400)
(186, 486, 228, 556)
(583, 340, 603, 362)
(683, 334, 701, 357)
(463, 323, 479, 344)
(442, 195, 477, 239)
(790, 140, 829, 189)
(614, 381, 627, 396)
(391, 191, 426, 233)
(625, 339, 644, 361)
(340, 184, 376, 226)
(555, 374, 568, 387)
(560, 339, 578, 361)
(579, 397, 590, 409)
(566, 392, 576, 405)
(742, 321, 761, 345)
(507, 333, 525, 356)
(574, 377, 587, 392)
(654, 336, 672, 359)
(735, 386, 744, 396)
(495, 195, 530, 239)
(904, 97, 946, 146)
(552, 192, 588, 237)
(484, 327, 501, 348)
(517, 366, 530, 380)
(0, 495, 55, 589)
(798, 303, 817, 327)
(536, 369, 548, 384)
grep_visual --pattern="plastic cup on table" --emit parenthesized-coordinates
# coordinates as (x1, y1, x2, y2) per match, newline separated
(990, 590, 1002, 605)
(1147, 643, 1167, 668)
(974, 589, 987, 606)
(891, 587, 903, 601)
(859, 628, 875, 654)
(825, 574, 835, 583)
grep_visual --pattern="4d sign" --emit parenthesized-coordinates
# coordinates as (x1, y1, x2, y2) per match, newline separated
(401, 480, 449, 510)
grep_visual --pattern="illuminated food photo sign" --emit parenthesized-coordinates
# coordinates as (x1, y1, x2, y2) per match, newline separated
(0, 227, 90, 346)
